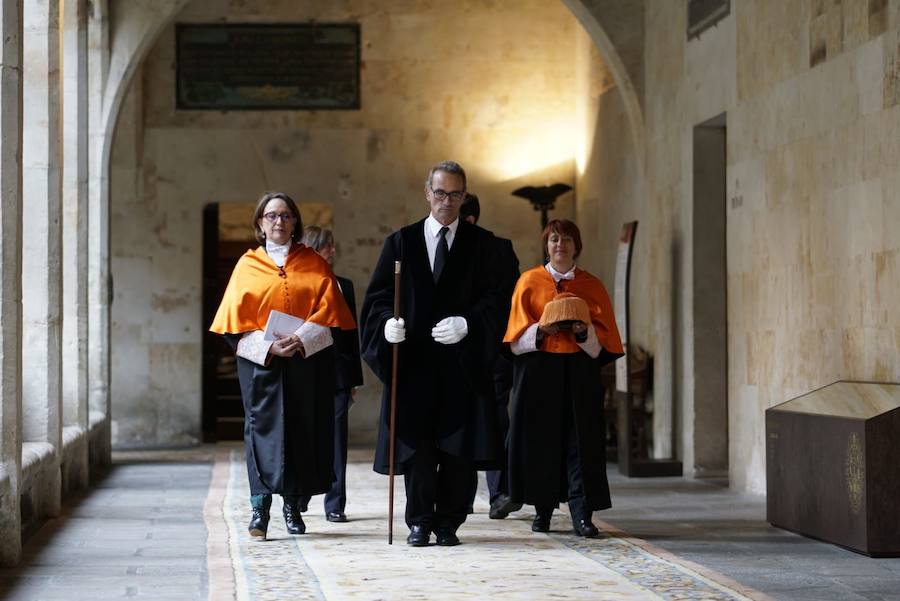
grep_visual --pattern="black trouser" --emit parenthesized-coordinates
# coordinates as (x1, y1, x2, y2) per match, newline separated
(299, 388, 351, 514)
(485, 396, 511, 503)
(404, 444, 472, 532)
(466, 469, 508, 508)
(536, 397, 587, 521)
(468, 362, 514, 507)
(467, 401, 511, 506)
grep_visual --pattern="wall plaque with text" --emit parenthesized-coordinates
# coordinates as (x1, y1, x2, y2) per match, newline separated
(176, 24, 360, 110)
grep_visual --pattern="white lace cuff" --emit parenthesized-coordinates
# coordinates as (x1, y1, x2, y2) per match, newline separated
(294, 321, 333, 357)
(510, 323, 541, 356)
(577, 326, 601, 359)
(236, 330, 273, 366)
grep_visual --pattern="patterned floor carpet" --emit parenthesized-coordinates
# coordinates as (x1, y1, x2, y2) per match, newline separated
(205, 445, 771, 601)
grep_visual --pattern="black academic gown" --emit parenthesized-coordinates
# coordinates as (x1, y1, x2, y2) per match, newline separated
(333, 276, 364, 391)
(508, 348, 621, 512)
(485, 237, 520, 500)
(224, 335, 336, 497)
(310, 275, 364, 513)
(361, 219, 510, 475)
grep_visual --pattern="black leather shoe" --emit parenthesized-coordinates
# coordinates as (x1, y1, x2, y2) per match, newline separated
(326, 511, 347, 523)
(248, 508, 269, 539)
(532, 512, 552, 533)
(406, 524, 431, 546)
(572, 518, 600, 538)
(489, 495, 523, 520)
(283, 503, 306, 535)
(435, 528, 460, 546)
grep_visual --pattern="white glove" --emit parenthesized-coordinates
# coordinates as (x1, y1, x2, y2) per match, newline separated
(384, 317, 406, 343)
(431, 316, 468, 345)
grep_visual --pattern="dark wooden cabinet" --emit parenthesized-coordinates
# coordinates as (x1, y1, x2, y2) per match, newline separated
(766, 381, 900, 556)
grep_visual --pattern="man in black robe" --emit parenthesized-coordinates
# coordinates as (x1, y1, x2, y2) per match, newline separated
(459, 193, 523, 519)
(360, 161, 510, 546)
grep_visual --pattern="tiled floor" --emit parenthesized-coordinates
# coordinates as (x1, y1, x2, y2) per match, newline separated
(0, 445, 898, 600)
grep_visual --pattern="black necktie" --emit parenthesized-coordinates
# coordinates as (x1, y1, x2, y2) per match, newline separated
(433, 226, 449, 283)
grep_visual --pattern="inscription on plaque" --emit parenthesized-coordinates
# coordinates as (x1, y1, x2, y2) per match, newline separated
(845, 432, 864, 515)
(176, 24, 360, 110)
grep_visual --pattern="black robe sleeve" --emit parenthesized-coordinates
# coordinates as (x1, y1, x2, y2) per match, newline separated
(456, 230, 514, 380)
(222, 333, 241, 352)
(333, 277, 364, 390)
(360, 232, 402, 384)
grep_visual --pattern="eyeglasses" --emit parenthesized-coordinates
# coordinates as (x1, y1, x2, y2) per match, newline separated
(429, 187, 465, 202)
(263, 212, 296, 223)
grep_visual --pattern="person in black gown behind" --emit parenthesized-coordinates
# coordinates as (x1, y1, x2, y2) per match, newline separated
(459, 193, 522, 519)
(298, 226, 364, 524)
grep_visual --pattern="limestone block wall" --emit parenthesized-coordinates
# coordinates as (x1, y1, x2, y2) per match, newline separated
(109, 0, 580, 446)
(578, 0, 900, 492)
(573, 25, 657, 450)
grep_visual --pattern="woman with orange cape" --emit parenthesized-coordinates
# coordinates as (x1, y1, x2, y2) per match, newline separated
(503, 219, 624, 537)
(210, 192, 356, 540)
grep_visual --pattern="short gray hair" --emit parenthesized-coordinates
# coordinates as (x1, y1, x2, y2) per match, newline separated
(425, 160, 467, 189)
(301, 225, 334, 251)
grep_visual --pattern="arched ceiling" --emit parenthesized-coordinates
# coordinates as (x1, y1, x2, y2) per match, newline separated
(100, 0, 646, 171)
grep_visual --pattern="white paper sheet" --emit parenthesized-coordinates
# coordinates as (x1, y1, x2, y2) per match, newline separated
(263, 310, 304, 341)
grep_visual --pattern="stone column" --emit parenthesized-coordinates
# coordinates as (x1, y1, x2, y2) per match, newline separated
(22, 0, 62, 516)
(61, 0, 89, 491)
(0, 0, 23, 567)
(86, 0, 110, 464)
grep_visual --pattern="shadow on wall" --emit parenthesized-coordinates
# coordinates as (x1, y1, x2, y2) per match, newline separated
(671, 234, 683, 461)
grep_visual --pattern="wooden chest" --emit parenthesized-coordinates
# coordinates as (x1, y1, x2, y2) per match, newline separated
(766, 381, 900, 556)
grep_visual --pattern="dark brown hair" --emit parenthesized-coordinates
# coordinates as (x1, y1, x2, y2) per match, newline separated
(460, 193, 480, 223)
(252, 191, 303, 245)
(541, 219, 583, 259)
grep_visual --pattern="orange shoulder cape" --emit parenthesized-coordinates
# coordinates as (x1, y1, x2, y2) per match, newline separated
(503, 265, 624, 355)
(209, 244, 356, 335)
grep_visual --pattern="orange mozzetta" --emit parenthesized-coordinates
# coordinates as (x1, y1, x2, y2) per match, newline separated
(504, 266, 623, 355)
(210, 244, 356, 334)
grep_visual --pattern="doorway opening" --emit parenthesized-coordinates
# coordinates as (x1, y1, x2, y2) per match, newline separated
(691, 112, 728, 477)
(201, 203, 256, 442)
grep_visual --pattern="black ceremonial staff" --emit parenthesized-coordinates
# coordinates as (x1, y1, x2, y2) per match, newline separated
(388, 260, 401, 544)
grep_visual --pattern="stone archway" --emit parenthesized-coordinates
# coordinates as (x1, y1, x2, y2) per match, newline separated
(87, 0, 193, 434)
(94, 0, 648, 446)
(561, 0, 645, 171)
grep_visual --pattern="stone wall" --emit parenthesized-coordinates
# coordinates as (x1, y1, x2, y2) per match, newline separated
(105, 0, 900, 496)
(109, 0, 580, 446)
(578, 0, 900, 492)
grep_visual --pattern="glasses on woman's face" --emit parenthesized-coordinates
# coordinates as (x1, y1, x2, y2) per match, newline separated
(263, 212, 296, 223)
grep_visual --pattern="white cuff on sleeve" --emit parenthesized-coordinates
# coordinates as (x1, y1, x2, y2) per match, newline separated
(577, 326, 601, 359)
(295, 321, 333, 357)
(236, 330, 273, 365)
(510, 323, 541, 356)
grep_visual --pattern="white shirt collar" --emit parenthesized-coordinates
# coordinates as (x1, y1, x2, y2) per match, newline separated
(545, 262, 576, 282)
(265, 239, 292, 267)
(425, 213, 459, 241)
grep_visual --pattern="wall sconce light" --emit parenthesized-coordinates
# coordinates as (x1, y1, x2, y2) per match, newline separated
(512, 183, 572, 231)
